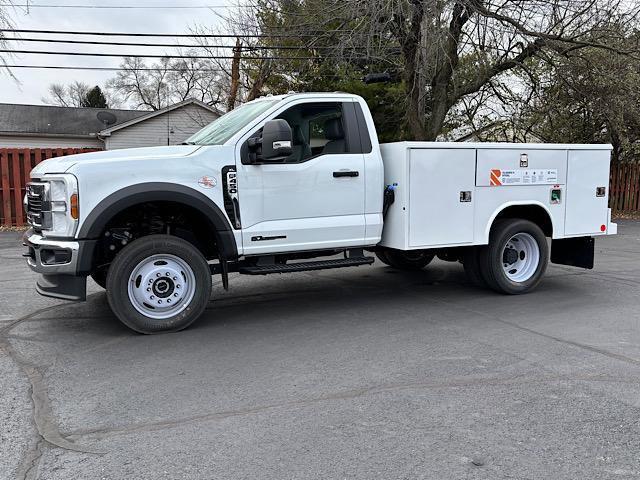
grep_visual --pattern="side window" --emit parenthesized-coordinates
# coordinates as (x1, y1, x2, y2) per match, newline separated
(275, 102, 347, 163)
(308, 109, 343, 157)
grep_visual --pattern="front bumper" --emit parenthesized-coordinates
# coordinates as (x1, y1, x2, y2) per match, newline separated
(23, 228, 87, 301)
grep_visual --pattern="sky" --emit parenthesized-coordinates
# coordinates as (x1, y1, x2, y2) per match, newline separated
(0, 1, 232, 106)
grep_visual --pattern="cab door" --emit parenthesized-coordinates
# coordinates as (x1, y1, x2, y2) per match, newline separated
(236, 101, 366, 255)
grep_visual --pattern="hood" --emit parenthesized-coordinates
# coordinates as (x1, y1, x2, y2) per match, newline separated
(30, 145, 203, 176)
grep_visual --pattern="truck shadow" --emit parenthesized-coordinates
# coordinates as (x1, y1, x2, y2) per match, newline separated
(74, 262, 571, 335)
(39, 261, 582, 340)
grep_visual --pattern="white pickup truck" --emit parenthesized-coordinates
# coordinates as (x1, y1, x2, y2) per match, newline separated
(23, 92, 617, 333)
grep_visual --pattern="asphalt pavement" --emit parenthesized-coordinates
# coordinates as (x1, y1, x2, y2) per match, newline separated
(1, 222, 639, 479)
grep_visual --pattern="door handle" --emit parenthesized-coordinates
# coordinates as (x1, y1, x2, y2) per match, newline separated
(333, 170, 359, 178)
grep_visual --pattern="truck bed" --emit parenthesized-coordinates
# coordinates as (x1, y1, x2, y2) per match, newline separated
(379, 142, 616, 250)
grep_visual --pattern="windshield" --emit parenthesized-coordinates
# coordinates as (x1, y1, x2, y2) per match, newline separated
(186, 99, 281, 145)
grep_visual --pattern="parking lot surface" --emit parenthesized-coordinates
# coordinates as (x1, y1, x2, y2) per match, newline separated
(1, 222, 640, 479)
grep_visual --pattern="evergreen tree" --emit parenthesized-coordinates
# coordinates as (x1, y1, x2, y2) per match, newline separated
(81, 86, 109, 109)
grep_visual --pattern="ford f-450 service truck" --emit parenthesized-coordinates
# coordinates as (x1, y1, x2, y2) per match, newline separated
(23, 92, 617, 333)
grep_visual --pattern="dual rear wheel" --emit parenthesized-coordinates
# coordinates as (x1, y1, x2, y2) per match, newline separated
(376, 219, 548, 295)
(464, 219, 548, 294)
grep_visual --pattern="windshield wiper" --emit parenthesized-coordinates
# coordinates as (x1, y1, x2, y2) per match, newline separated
(180, 141, 196, 145)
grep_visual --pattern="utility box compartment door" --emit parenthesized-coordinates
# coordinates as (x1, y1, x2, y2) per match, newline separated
(408, 149, 476, 247)
(476, 148, 567, 187)
(565, 150, 610, 236)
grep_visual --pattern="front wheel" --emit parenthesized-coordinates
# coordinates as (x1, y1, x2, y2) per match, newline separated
(106, 235, 212, 334)
(479, 219, 548, 294)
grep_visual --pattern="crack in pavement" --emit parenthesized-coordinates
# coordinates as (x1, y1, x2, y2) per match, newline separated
(63, 372, 567, 440)
(1, 296, 105, 480)
(16, 438, 44, 480)
(61, 370, 640, 442)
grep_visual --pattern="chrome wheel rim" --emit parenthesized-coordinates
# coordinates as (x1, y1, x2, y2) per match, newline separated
(127, 254, 196, 320)
(501, 233, 540, 282)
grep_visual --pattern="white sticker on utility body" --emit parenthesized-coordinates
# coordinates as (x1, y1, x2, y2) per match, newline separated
(490, 169, 558, 186)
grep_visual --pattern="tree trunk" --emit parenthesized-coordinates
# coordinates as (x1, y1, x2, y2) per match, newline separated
(424, 86, 450, 141)
(246, 60, 271, 101)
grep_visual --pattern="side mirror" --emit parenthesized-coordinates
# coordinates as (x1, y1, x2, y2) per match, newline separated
(260, 119, 292, 161)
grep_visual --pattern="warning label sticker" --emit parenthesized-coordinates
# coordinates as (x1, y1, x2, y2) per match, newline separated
(490, 169, 558, 186)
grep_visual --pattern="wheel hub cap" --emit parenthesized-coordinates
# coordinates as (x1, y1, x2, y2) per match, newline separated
(152, 277, 175, 298)
(127, 254, 196, 320)
(501, 233, 540, 283)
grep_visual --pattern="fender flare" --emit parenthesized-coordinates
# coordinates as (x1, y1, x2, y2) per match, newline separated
(484, 201, 554, 243)
(76, 183, 238, 274)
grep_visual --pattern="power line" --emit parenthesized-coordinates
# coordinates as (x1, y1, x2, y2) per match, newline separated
(0, 3, 232, 8)
(0, 28, 366, 38)
(0, 49, 370, 60)
(1, 64, 227, 71)
(2, 37, 388, 51)
(1, 64, 356, 77)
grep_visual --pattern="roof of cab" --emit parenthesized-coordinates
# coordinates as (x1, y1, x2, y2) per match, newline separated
(252, 92, 360, 102)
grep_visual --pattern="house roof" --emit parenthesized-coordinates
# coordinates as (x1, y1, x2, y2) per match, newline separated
(0, 103, 146, 137)
(98, 98, 221, 135)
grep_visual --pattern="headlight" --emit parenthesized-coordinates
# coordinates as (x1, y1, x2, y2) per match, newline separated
(26, 174, 79, 238)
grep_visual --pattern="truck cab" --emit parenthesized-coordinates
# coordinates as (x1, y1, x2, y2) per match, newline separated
(23, 92, 617, 334)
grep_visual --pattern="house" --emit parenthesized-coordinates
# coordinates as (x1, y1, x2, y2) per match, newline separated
(0, 99, 220, 150)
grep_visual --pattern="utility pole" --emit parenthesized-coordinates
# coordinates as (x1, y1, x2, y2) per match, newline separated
(227, 38, 241, 111)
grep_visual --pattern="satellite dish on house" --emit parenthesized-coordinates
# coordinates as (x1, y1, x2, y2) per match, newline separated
(97, 111, 117, 127)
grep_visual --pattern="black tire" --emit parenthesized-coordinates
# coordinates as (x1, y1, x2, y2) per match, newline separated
(106, 234, 212, 334)
(375, 250, 391, 266)
(90, 268, 108, 289)
(462, 247, 487, 287)
(478, 219, 548, 294)
(376, 249, 435, 270)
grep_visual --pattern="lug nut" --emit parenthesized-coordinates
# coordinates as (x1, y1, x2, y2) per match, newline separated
(150, 295, 155, 300)
(146, 288, 151, 292)
(174, 293, 178, 297)
(156, 273, 161, 277)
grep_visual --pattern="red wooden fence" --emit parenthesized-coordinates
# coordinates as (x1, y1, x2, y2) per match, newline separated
(0, 148, 101, 227)
(0, 151, 638, 226)
(610, 162, 640, 214)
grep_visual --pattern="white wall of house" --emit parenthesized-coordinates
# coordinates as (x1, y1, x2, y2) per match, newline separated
(103, 104, 218, 150)
(0, 135, 102, 149)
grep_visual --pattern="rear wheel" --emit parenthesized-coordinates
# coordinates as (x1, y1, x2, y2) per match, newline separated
(462, 247, 487, 287)
(376, 249, 435, 270)
(106, 234, 212, 334)
(479, 219, 548, 294)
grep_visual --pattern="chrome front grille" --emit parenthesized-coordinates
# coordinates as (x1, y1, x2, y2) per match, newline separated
(26, 182, 50, 231)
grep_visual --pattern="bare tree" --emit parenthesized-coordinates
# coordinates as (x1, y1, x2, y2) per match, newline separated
(223, 0, 640, 140)
(43, 81, 92, 107)
(106, 54, 225, 110)
(0, 1, 17, 76)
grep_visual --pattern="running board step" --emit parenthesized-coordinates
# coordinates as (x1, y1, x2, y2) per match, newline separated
(239, 257, 375, 275)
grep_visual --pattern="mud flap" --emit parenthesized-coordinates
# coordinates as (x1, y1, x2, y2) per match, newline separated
(550, 237, 595, 269)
